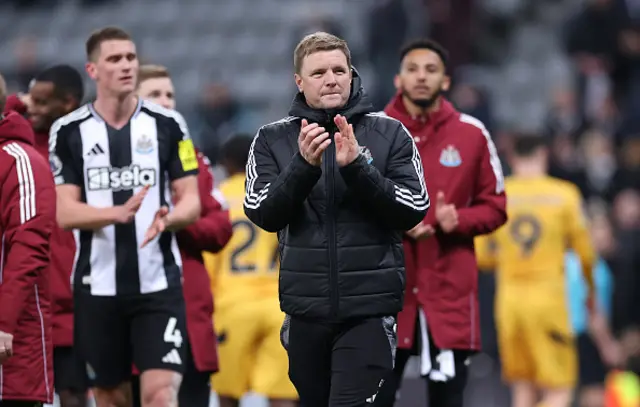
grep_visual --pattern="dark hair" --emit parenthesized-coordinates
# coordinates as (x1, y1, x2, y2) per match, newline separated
(220, 135, 254, 172)
(35, 65, 85, 104)
(399, 39, 449, 70)
(85, 26, 132, 61)
(512, 135, 548, 156)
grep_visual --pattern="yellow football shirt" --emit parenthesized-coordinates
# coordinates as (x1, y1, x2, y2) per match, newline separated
(475, 175, 595, 287)
(203, 174, 280, 310)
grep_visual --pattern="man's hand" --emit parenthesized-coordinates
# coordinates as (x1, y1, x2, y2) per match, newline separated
(406, 222, 435, 240)
(0, 331, 13, 365)
(435, 191, 458, 233)
(299, 119, 331, 166)
(334, 115, 359, 167)
(141, 206, 170, 248)
(113, 186, 150, 224)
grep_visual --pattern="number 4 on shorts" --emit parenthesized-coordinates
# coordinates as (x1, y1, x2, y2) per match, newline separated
(163, 317, 183, 348)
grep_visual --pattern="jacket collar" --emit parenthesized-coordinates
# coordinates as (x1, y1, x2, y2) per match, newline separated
(288, 67, 375, 124)
(0, 111, 35, 145)
(384, 92, 457, 132)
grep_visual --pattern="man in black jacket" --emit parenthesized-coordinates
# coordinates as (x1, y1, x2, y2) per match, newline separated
(244, 32, 430, 407)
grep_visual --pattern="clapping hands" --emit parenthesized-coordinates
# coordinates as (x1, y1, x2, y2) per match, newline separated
(334, 115, 359, 167)
(298, 115, 360, 167)
(298, 119, 331, 167)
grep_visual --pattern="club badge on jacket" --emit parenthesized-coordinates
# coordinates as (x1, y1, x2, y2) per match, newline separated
(359, 146, 374, 164)
(439, 145, 462, 167)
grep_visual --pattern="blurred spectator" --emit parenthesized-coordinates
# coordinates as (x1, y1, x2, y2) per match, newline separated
(610, 189, 640, 338)
(544, 87, 584, 139)
(450, 82, 495, 133)
(367, 0, 409, 109)
(548, 134, 583, 187)
(2, 37, 42, 92)
(292, 17, 344, 51)
(612, 188, 640, 230)
(591, 210, 618, 268)
(565, 0, 626, 121)
(191, 83, 257, 165)
(424, 0, 474, 71)
(578, 129, 621, 202)
(615, 137, 640, 189)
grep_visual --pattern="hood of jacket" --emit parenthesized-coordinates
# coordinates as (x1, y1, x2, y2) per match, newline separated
(0, 111, 35, 145)
(288, 67, 375, 124)
(384, 92, 457, 134)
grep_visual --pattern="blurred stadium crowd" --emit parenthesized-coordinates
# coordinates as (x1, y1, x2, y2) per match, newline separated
(1, 0, 640, 406)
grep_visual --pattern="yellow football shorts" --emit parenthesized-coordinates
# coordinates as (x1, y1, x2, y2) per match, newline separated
(496, 285, 577, 389)
(213, 298, 298, 400)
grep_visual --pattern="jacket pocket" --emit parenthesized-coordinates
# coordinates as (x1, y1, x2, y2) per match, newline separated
(280, 314, 291, 351)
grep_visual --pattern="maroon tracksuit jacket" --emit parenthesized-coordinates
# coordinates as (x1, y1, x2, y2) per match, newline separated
(385, 95, 507, 351)
(4, 94, 77, 348)
(0, 112, 55, 403)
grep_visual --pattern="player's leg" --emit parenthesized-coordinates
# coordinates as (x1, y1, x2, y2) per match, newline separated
(576, 333, 608, 407)
(53, 346, 90, 407)
(328, 316, 395, 406)
(286, 315, 333, 407)
(75, 291, 132, 407)
(371, 348, 412, 407)
(425, 328, 472, 407)
(130, 288, 186, 407)
(533, 304, 577, 407)
(177, 340, 212, 407)
(251, 303, 299, 407)
(374, 315, 418, 407)
(213, 303, 259, 407)
(511, 382, 538, 407)
(496, 292, 537, 407)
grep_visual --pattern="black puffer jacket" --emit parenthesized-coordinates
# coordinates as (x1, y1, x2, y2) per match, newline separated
(244, 71, 429, 321)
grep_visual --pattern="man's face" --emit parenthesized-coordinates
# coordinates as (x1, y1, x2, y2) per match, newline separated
(395, 49, 450, 109)
(295, 49, 352, 110)
(138, 77, 175, 109)
(86, 40, 138, 97)
(29, 81, 69, 132)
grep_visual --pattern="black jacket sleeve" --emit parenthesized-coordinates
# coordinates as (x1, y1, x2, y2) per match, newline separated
(244, 128, 322, 232)
(340, 121, 429, 230)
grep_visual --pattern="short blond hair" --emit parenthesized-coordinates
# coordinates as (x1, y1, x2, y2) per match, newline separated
(0, 73, 6, 114)
(138, 64, 171, 87)
(294, 32, 351, 74)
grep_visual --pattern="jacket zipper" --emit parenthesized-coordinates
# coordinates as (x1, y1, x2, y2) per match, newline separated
(325, 118, 339, 318)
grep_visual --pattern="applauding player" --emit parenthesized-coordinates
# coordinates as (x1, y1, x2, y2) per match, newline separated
(475, 136, 596, 407)
(378, 39, 506, 407)
(49, 27, 200, 407)
(131, 64, 232, 407)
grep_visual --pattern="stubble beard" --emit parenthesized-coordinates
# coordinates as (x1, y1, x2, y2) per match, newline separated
(402, 87, 442, 110)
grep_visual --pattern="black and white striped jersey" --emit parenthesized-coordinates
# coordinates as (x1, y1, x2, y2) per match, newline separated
(49, 99, 199, 296)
